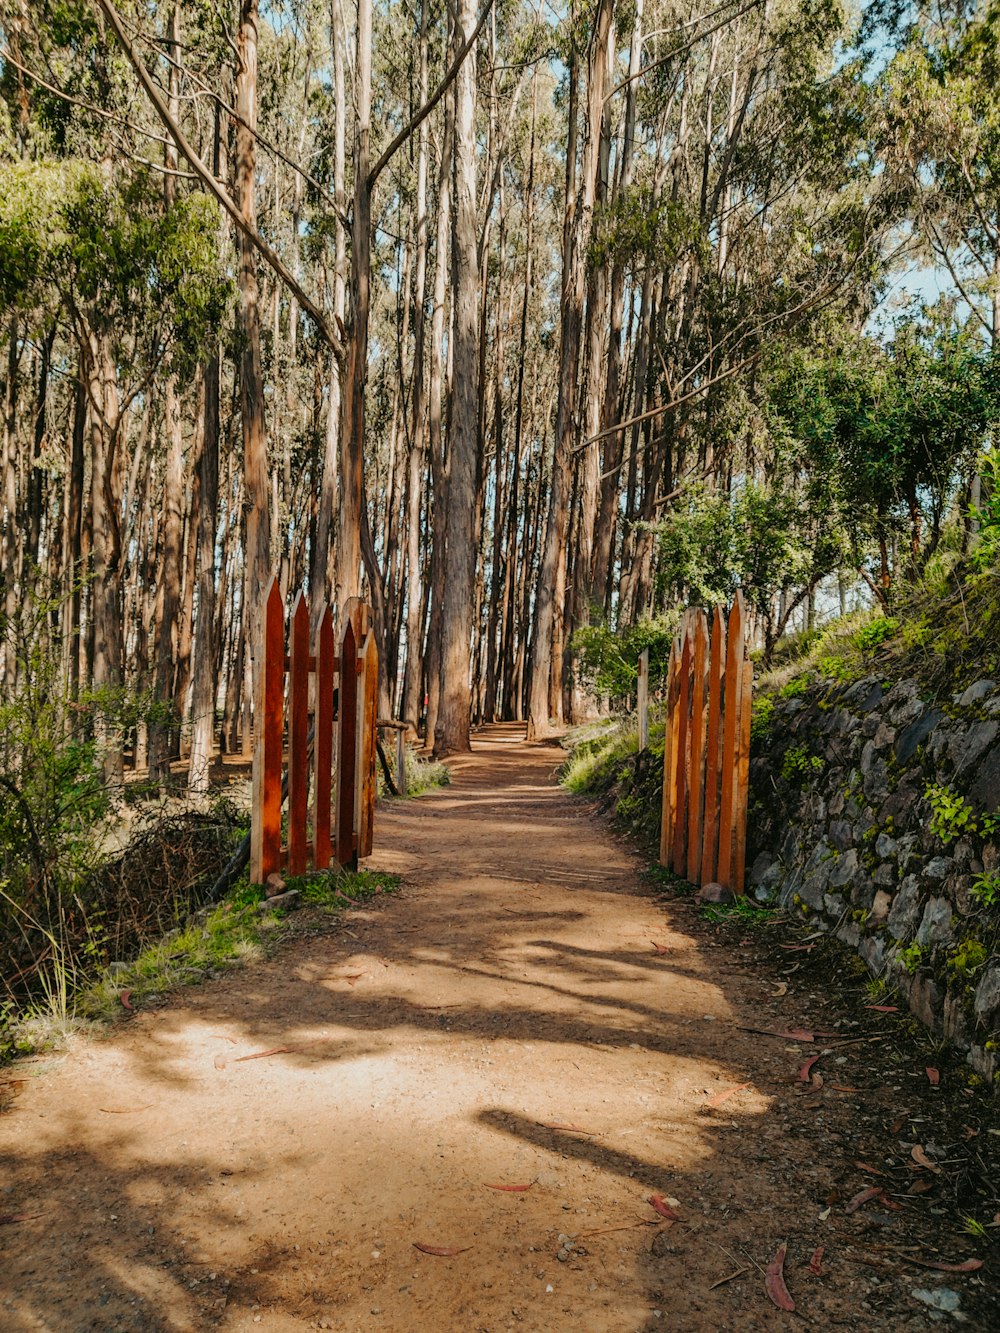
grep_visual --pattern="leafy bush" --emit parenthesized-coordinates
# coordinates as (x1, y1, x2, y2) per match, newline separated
(571, 617, 677, 703)
(925, 782, 978, 845)
(854, 616, 899, 654)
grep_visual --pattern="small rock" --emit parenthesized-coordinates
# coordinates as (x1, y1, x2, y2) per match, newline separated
(265, 872, 287, 898)
(910, 1286, 963, 1316)
(958, 679, 995, 707)
(697, 883, 733, 904)
(261, 889, 301, 912)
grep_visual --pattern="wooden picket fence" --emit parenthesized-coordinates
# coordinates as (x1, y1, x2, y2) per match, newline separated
(250, 575, 378, 886)
(660, 591, 753, 893)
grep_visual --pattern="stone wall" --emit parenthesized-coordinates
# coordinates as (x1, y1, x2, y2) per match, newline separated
(748, 675, 1000, 1083)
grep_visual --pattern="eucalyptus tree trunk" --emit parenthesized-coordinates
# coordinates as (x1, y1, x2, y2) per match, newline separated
(433, 0, 479, 755)
(236, 0, 271, 698)
(150, 1, 184, 785)
(402, 0, 431, 735)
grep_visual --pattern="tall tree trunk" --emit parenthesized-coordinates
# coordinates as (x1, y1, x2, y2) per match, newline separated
(433, 0, 479, 755)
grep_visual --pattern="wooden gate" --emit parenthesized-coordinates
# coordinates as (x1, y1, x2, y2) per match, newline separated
(660, 590, 752, 893)
(250, 575, 379, 886)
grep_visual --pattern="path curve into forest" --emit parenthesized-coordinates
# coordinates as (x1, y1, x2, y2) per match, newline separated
(1, 727, 950, 1331)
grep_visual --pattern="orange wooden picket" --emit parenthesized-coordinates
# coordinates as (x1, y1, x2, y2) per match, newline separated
(659, 591, 753, 893)
(249, 576, 378, 886)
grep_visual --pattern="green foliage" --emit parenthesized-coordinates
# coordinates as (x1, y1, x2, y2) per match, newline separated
(750, 695, 776, 744)
(781, 744, 825, 781)
(572, 617, 677, 702)
(779, 674, 812, 698)
(970, 870, 1000, 910)
(946, 938, 987, 980)
(854, 617, 899, 654)
(899, 940, 926, 974)
(700, 897, 771, 926)
(924, 782, 978, 845)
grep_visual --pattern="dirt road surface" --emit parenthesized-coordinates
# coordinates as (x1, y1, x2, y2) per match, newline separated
(0, 726, 986, 1330)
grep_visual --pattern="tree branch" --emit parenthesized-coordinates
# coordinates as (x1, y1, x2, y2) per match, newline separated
(369, 0, 494, 189)
(92, 0, 345, 363)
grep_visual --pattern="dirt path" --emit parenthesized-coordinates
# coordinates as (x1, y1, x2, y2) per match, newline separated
(0, 727, 985, 1331)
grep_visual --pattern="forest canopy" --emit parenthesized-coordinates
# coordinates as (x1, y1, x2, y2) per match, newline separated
(1, 0, 1000, 783)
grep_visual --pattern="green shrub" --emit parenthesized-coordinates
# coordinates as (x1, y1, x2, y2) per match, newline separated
(854, 616, 899, 654)
(925, 782, 978, 845)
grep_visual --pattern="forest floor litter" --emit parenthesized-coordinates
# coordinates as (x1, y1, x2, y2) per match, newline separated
(0, 724, 995, 1331)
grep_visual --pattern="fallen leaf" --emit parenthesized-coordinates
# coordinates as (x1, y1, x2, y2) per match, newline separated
(413, 1242, 472, 1256)
(799, 1055, 821, 1083)
(648, 1194, 682, 1221)
(962, 1125, 979, 1140)
(98, 1105, 153, 1114)
(771, 981, 789, 997)
(120, 990, 133, 1011)
(845, 1186, 883, 1214)
(539, 1121, 596, 1134)
(764, 1242, 795, 1312)
(0, 1213, 42, 1225)
(576, 1220, 656, 1238)
(925, 1067, 940, 1087)
(853, 1161, 888, 1177)
(809, 1245, 825, 1276)
(864, 1004, 899, 1013)
(706, 1082, 750, 1108)
(737, 1026, 814, 1041)
(829, 1084, 860, 1092)
(904, 1256, 983, 1273)
(811, 1072, 825, 1090)
(907, 1179, 935, 1195)
(911, 1144, 941, 1175)
(778, 943, 815, 952)
(650, 941, 669, 955)
(344, 973, 366, 985)
(484, 1182, 532, 1192)
(233, 1047, 291, 1063)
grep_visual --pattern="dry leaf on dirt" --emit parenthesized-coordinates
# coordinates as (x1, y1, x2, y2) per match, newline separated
(484, 1182, 532, 1192)
(908, 1180, 935, 1195)
(344, 973, 366, 985)
(233, 1047, 291, 1063)
(771, 982, 788, 997)
(808, 1245, 825, 1276)
(98, 1105, 152, 1114)
(650, 941, 669, 955)
(904, 1256, 983, 1273)
(706, 1082, 750, 1108)
(539, 1120, 595, 1133)
(845, 1186, 883, 1214)
(120, 990, 133, 1011)
(799, 1055, 821, 1082)
(648, 1194, 682, 1221)
(412, 1242, 472, 1256)
(864, 1004, 898, 1013)
(0, 1213, 42, 1225)
(911, 1145, 941, 1174)
(925, 1067, 940, 1086)
(764, 1242, 795, 1312)
(853, 1161, 887, 1177)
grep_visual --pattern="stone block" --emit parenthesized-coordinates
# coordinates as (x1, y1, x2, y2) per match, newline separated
(949, 721, 999, 778)
(923, 856, 954, 882)
(916, 896, 954, 948)
(888, 875, 923, 941)
(973, 965, 1000, 1022)
(958, 679, 996, 707)
(829, 819, 852, 851)
(908, 974, 942, 1033)
(860, 934, 886, 974)
(875, 832, 897, 860)
(893, 708, 944, 765)
(870, 890, 892, 925)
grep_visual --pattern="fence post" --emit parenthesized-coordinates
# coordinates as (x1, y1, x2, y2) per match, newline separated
(734, 652, 753, 894)
(637, 647, 649, 753)
(335, 618, 358, 872)
(717, 590, 746, 890)
(659, 637, 679, 865)
(357, 630, 379, 859)
(671, 617, 693, 873)
(250, 575, 284, 886)
(700, 605, 726, 886)
(686, 610, 709, 884)
(314, 604, 335, 869)
(287, 591, 310, 875)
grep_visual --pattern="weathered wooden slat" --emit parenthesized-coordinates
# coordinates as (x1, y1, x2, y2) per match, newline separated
(313, 604, 335, 869)
(357, 630, 379, 858)
(395, 726, 406, 797)
(287, 591, 310, 876)
(716, 590, 746, 889)
(671, 618, 693, 874)
(637, 646, 649, 753)
(686, 610, 709, 885)
(659, 637, 680, 866)
(733, 651, 754, 894)
(699, 606, 726, 887)
(343, 595, 369, 646)
(250, 575, 284, 886)
(335, 619, 358, 871)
